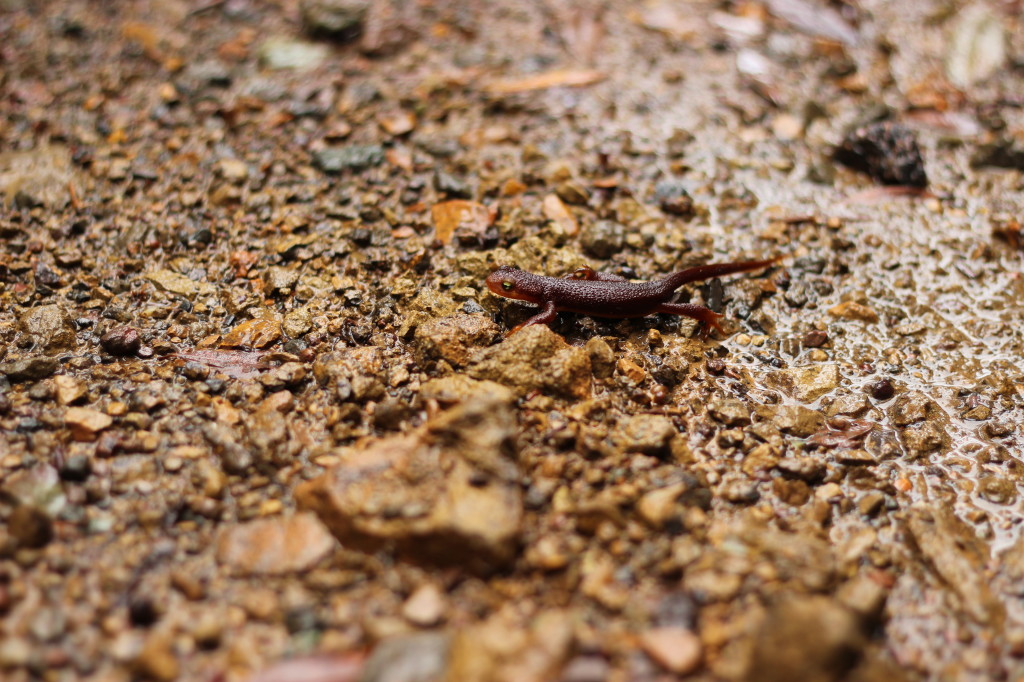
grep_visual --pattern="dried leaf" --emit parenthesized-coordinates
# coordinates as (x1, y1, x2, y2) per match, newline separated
(431, 200, 491, 245)
(556, 4, 605, 64)
(807, 419, 875, 449)
(842, 186, 929, 205)
(946, 4, 1005, 88)
(175, 350, 269, 379)
(484, 69, 606, 95)
(632, 4, 704, 41)
(542, 194, 579, 236)
(245, 655, 365, 682)
(767, 0, 858, 46)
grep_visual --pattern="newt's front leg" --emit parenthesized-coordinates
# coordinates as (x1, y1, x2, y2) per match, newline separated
(656, 303, 725, 340)
(508, 300, 558, 335)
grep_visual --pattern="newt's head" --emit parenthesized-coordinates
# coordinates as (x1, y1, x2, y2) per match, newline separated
(486, 265, 538, 302)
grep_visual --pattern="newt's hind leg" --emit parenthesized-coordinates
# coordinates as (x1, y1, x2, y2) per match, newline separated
(656, 303, 725, 340)
(564, 266, 628, 282)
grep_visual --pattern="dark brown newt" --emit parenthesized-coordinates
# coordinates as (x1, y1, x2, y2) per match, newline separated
(485, 257, 781, 337)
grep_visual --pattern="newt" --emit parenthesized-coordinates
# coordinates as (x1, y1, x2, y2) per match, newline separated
(486, 257, 780, 337)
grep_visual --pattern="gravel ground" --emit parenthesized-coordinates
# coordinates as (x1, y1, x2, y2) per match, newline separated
(2, 1, 1024, 681)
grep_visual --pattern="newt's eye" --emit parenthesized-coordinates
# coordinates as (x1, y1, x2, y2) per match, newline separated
(501, 281, 514, 291)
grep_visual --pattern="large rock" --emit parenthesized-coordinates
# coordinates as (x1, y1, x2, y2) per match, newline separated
(413, 313, 499, 368)
(296, 391, 522, 574)
(745, 596, 866, 682)
(902, 504, 1003, 625)
(0, 145, 82, 208)
(0, 356, 59, 382)
(19, 305, 76, 351)
(467, 325, 591, 399)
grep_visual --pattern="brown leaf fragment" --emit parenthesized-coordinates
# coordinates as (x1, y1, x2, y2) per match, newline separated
(554, 4, 605, 64)
(766, 0, 858, 46)
(631, 4, 704, 41)
(484, 69, 606, 95)
(431, 200, 491, 245)
(807, 419, 875, 449)
(842, 186, 930, 205)
(245, 655, 365, 682)
(946, 4, 1006, 88)
(175, 350, 269, 379)
(542, 194, 579, 236)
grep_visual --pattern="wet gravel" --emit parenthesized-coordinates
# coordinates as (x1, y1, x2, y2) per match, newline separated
(2, 0, 1024, 681)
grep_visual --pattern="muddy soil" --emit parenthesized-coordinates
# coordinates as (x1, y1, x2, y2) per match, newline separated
(2, 1, 1024, 680)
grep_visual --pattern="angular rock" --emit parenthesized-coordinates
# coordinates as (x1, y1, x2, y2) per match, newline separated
(612, 414, 676, 457)
(887, 392, 951, 455)
(0, 356, 59, 382)
(133, 632, 179, 682)
(640, 627, 702, 675)
(413, 314, 499, 368)
(467, 325, 591, 399)
(431, 200, 490, 245)
(581, 220, 626, 259)
(636, 483, 687, 528)
(100, 326, 142, 356)
(828, 301, 879, 323)
(64, 406, 113, 441)
(402, 584, 447, 627)
(447, 609, 573, 682)
(215, 513, 336, 575)
(314, 145, 384, 173)
(8, 504, 53, 549)
(769, 404, 825, 437)
(902, 504, 1003, 625)
(978, 475, 1016, 505)
(313, 346, 386, 401)
(216, 158, 249, 182)
(887, 392, 938, 426)
(297, 392, 522, 574)
(745, 596, 866, 682)
(834, 122, 927, 188)
(361, 632, 451, 682)
(765, 364, 841, 403)
(262, 266, 299, 294)
(0, 145, 82, 208)
(145, 270, 216, 299)
(0, 464, 65, 516)
(707, 398, 751, 426)
(221, 319, 282, 349)
(584, 337, 615, 379)
(419, 375, 515, 407)
(19, 305, 76, 351)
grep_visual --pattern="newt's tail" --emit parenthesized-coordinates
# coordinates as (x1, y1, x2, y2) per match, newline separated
(663, 256, 783, 291)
